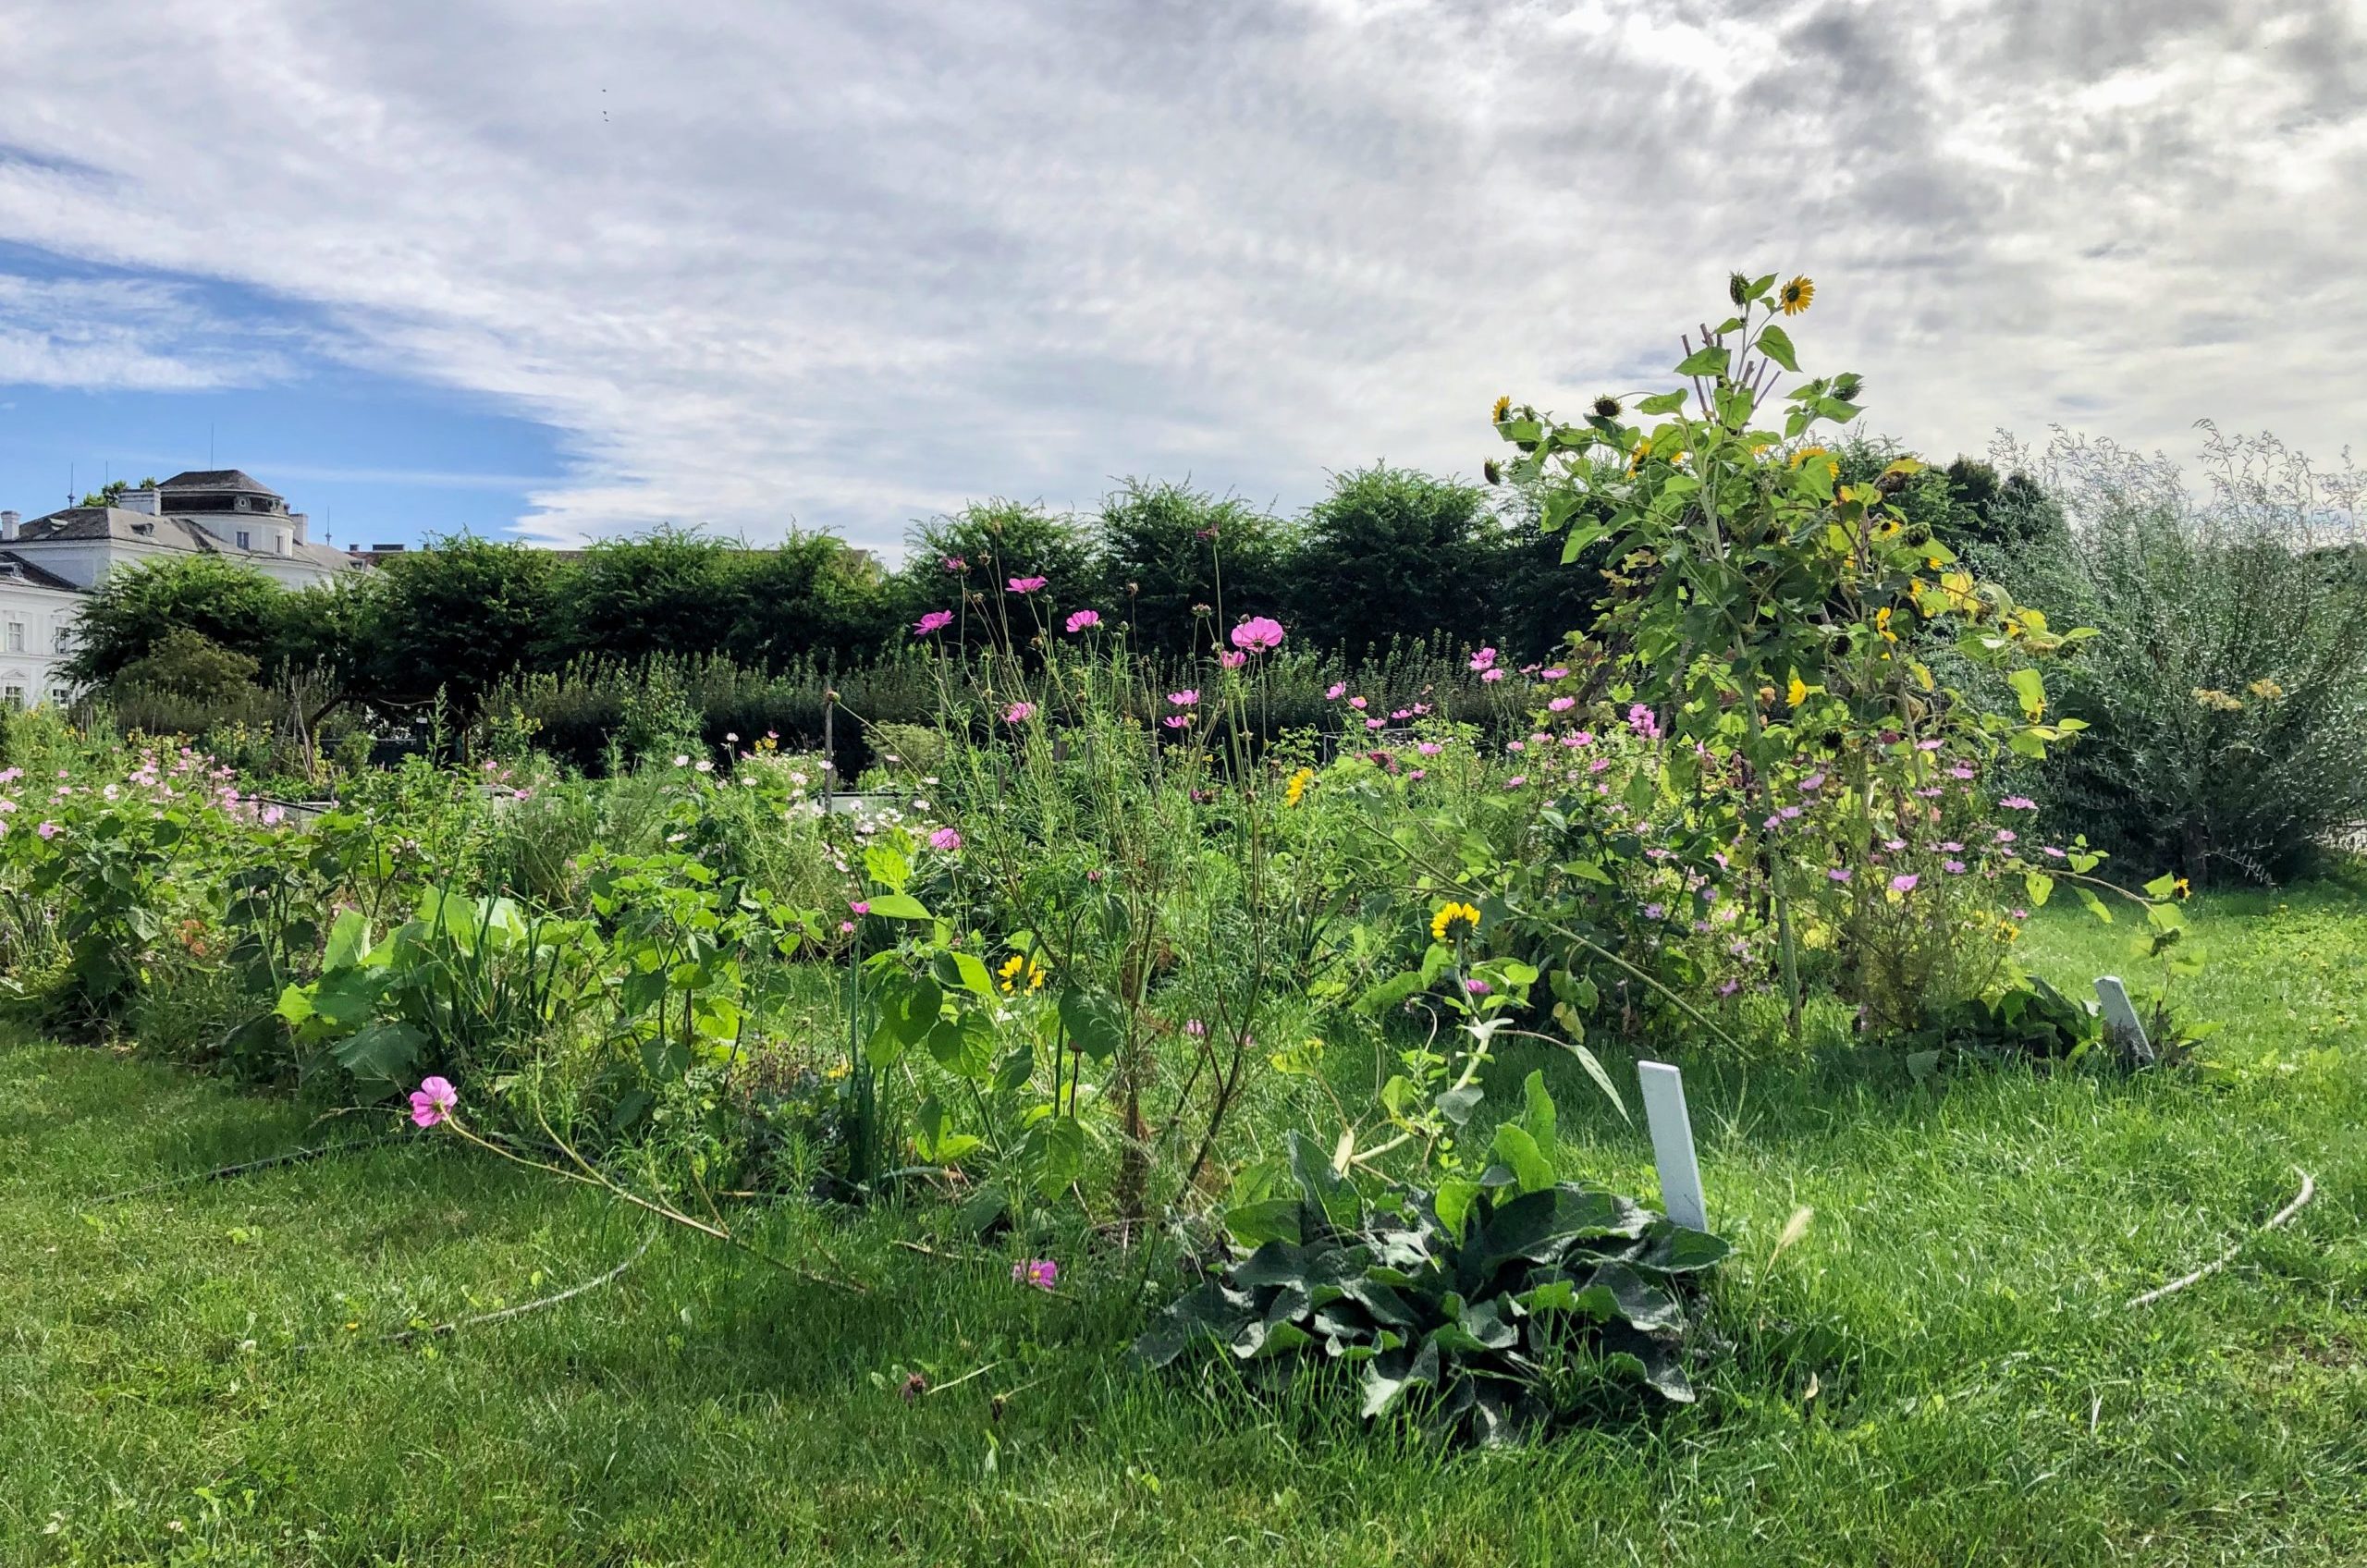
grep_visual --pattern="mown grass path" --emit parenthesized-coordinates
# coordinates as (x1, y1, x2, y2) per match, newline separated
(4, 885, 2363, 1565)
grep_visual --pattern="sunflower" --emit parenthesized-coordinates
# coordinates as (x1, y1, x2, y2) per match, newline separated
(1285, 766, 1314, 807)
(1778, 275, 1815, 316)
(1429, 901, 1481, 943)
(998, 953, 1048, 994)
(1786, 673, 1809, 707)
(1491, 395, 1512, 423)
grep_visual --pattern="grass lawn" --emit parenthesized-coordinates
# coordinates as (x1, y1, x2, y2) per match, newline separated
(5, 880, 2364, 1565)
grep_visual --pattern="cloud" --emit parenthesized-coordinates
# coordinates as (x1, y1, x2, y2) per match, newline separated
(0, 274, 295, 391)
(0, 0, 2359, 549)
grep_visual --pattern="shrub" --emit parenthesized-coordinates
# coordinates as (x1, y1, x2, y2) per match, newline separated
(1995, 426, 2367, 882)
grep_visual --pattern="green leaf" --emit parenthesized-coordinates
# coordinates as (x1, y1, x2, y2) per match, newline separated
(1223, 1198, 1304, 1248)
(2023, 871, 2054, 908)
(2007, 667, 2047, 719)
(1675, 345, 1730, 377)
(1753, 323, 1799, 372)
(926, 1009, 998, 1077)
(329, 1020, 426, 1083)
(1490, 1124, 1556, 1194)
(1518, 1071, 1557, 1162)
(1433, 1179, 1483, 1241)
(862, 844, 910, 892)
(1636, 389, 1687, 415)
(863, 891, 931, 921)
(1558, 1038, 1629, 1124)
(323, 908, 371, 971)
(1056, 986, 1127, 1063)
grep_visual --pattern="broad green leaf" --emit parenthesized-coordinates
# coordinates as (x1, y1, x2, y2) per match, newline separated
(1056, 986, 1127, 1063)
(863, 891, 931, 921)
(1754, 324, 1798, 371)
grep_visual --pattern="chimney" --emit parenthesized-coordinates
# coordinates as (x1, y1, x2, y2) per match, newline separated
(0, 511, 18, 542)
(288, 511, 308, 545)
(115, 486, 161, 516)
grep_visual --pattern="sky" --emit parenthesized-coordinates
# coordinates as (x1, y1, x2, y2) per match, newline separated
(0, 0, 2361, 556)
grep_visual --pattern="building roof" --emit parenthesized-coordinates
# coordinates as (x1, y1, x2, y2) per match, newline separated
(0, 551, 86, 594)
(158, 469, 278, 496)
(10, 507, 354, 574)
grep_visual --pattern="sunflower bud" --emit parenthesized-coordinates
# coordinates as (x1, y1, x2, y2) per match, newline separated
(1592, 395, 1623, 419)
(1728, 271, 1750, 307)
(1483, 459, 1502, 485)
(1831, 373, 1863, 402)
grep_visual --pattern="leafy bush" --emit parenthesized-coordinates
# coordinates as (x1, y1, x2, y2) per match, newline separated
(1136, 1080, 1727, 1445)
(1994, 427, 2367, 882)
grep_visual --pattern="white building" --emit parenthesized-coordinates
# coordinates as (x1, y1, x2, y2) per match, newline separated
(0, 470, 358, 708)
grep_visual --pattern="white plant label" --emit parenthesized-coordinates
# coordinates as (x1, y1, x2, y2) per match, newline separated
(1637, 1060, 1708, 1231)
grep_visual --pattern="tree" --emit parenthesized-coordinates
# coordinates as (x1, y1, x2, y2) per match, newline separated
(546, 526, 743, 664)
(366, 535, 562, 717)
(63, 556, 283, 685)
(1093, 480, 1293, 656)
(1942, 457, 2070, 565)
(722, 533, 897, 668)
(1283, 466, 1508, 655)
(890, 500, 1101, 649)
(111, 626, 260, 704)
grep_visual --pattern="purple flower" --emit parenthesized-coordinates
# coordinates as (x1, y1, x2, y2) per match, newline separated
(1481, 668, 1505, 682)
(1003, 701, 1036, 723)
(1007, 575, 1048, 594)
(1541, 667, 1568, 680)
(1469, 646, 1498, 672)
(1827, 867, 1852, 883)
(1219, 650, 1245, 668)
(1230, 616, 1286, 653)
(850, 900, 871, 916)
(1168, 690, 1198, 706)
(1944, 859, 1968, 874)
(942, 555, 966, 572)
(1325, 682, 1347, 700)
(2042, 845, 2066, 860)
(1643, 901, 1666, 921)
(1064, 608, 1102, 633)
(1464, 978, 1491, 997)
(1365, 717, 1384, 730)
(1012, 1259, 1059, 1291)
(2001, 795, 2037, 810)
(409, 1076, 458, 1129)
(1994, 828, 2017, 843)
(1799, 771, 1825, 791)
(1348, 696, 1367, 710)
(1916, 738, 1944, 752)
(1625, 704, 1662, 741)
(1889, 874, 1919, 893)
(1163, 716, 1190, 729)
(913, 609, 955, 637)
(929, 827, 962, 851)
(1548, 696, 1576, 712)
(1417, 742, 1442, 756)
(36, 820, 59, 839)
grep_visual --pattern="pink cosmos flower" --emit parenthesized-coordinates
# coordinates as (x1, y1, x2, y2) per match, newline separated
(1481, 668, 1505, 682)
(1219, 650, 1246, 668)
(1625, 704, 1662, 741)
(914, 609, 955, 637)
(2001, 795, 2037, 810)
(1800, 771, 1826, 791)
(409, 1076, 458, 1129)
(1541, 667, 1568, 680)
(1004, 701, 1036, 723)
(1548, 696, 1576, 712)
(1230, 616, 1285, 653)
(2011, 908, 2030, 920)
(1468, 647, 1498, 672)
(1890, 874, 1919, 893)
(929, 827, 962, 851)
(1007, 575, 1048, 594)
(839, 920, 855, 934)
(1417, 742, 1442, 756)
(1944, 859, 1968, 874)
(1365, 717, 1384, 730)
(1013, 1258, 1059, 1291)
(943, 555, 966, 572)
(1994, 828, 2017, 843)
(1949, 765, 1976, 780)
(36, 820, 59, 839)
(2042, 845, 2066, 860)
(1916, 739, 1944, 752)
(1325, 682, 1347, 700)
(1827, 867, 1852, 883)
(1168, 690, 1198, 706)
(1065, 608, 1102, 633)
(1163, 716, 1189, 729)
(1504, 775, 1527, 789)
(1464, 979, 1491, 996)
(1348, 696, 1367, 710)
(850, 900, 871, 915)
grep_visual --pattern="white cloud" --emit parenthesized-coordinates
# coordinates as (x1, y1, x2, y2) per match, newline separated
(0, 274, 293, 390)
(0, 0, 2359, 548)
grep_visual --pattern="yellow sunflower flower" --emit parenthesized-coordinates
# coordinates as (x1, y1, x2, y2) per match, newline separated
(1285, 766, 1314, 807)
(1786, 673, 1809, 707)
(1788, 444, 1828, 470)
(1778, 275, 1815, 315)
(1491, 395, 1512, 423)
(1429, 901, 1481, 943)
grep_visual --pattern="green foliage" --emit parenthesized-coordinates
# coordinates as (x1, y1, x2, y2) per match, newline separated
(1137, 1082, 1727, 1444)
(112, 626, 260, 704)
(369, 534, 565, 717)
(1993, 427, 2367, 881)
(64, 556, 285, 685)
(1093, 480, 1294, 655)
(1285, 466, 1508, 654)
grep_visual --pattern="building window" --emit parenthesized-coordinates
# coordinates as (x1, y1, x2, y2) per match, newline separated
(4, 622, 20, 653)
(3, 685, 21, 710)
(237, 530, 251, 549)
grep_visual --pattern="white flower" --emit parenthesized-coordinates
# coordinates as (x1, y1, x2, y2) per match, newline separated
(672, 754, 690, 767)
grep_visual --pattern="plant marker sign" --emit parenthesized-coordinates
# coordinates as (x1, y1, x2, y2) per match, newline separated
(1637, 1061, 1708, 1231)
(2092, 975, 2155, 1064)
